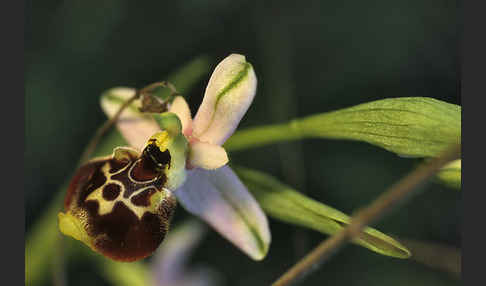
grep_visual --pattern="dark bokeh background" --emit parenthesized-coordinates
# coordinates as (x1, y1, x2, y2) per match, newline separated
(26, 0, 461, 285)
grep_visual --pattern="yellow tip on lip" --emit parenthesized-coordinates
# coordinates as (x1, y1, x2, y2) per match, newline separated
(58, 212, 92, 247)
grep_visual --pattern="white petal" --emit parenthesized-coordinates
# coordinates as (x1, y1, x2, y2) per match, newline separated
(169, 96, 192, 135)
(189, 141, 229, 170)
(100, 87, 161, 151)
(192, 54, 257, 145)
(174, 166, 271, 260)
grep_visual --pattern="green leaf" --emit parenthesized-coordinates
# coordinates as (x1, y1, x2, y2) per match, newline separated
(234, 166, 411, 259)
(436, 159, 461, 190)
(226, 97, 461, 158)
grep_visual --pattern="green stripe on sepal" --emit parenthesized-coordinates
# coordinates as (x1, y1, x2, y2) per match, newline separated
(215, 62, 251, 107)
(234, 166, 411, 259)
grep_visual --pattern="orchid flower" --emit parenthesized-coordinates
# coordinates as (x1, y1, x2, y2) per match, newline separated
(58, 54, 271, 262)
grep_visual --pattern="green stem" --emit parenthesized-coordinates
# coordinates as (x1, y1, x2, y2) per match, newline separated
(224, 121, 302, 151)
(271, 144, 461, 286)
(79, 92, 139, 165)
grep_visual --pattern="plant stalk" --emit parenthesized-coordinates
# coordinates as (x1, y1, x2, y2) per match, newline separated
(271, 143, 461, 286)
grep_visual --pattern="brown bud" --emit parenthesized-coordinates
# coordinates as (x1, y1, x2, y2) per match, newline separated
(139, 94, 168, 113)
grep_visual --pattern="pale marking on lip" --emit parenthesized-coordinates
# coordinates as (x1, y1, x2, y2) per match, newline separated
(127, 158, 160, 184)
(85, 162, 171, 220)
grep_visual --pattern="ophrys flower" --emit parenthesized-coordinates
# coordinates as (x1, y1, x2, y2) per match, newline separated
(58, 54, 271, 262)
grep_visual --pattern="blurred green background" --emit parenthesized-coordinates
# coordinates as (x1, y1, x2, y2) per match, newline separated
(25, 0, 460, 285)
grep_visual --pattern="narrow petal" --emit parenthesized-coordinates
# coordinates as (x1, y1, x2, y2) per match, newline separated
(169, 96, 193, 136)
(100, 87, 161, 151)
(189, 141, 229, 170)
(192, 54, 257, 145)
(174, 166, 271, 260)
